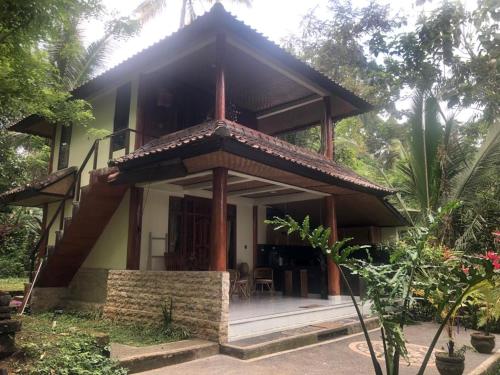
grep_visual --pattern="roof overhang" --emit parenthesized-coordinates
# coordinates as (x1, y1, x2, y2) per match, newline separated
(0, 167, 76, 207)
(8, 115, 54, 138)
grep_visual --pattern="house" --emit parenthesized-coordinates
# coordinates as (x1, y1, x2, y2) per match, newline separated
(1, 4, 405, 343)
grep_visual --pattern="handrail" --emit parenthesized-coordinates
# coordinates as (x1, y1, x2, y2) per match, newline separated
(21, 139, 99, 314)
(21, 127, 155, 314)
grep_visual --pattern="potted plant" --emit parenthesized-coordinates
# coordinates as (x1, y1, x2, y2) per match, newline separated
(468, 278, 499, 354)
(434, 314, 466, 375)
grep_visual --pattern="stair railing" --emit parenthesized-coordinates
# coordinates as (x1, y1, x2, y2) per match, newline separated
(21, 127, 151, 314)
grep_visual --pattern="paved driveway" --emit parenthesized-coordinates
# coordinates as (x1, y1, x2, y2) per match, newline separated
(140, 322, 498, 375)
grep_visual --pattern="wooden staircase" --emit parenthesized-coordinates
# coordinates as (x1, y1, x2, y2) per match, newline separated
(36, 169, 128, 287)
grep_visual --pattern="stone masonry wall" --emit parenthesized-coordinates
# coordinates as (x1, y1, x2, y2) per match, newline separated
(103, 271, 229, 343)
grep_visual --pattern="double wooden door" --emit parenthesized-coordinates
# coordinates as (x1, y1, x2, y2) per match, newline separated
(166, 196, 235, 271)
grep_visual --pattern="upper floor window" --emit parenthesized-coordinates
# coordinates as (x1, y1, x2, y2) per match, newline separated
(112, 82, 132, 151)
(57, 124, 72, 170)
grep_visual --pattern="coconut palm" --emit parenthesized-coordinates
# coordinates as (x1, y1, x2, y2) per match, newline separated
(398, 90, 500, 250)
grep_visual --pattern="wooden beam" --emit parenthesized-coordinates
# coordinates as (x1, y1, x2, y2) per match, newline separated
(256, 95, 322, 120)
(210, 167, 228, 271)
(325, 195, 341, 296)
(228, 171, 329, 197)
(228, 185, 289, 197)
(215, 33, 226, 121)
(127, 187, 143, 270)
(321, 96, 333, 159)
(183, 176, 250, 191)
(227, 36, 329, 96)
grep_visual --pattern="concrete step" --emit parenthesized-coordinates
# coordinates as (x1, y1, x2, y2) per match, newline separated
(221, 316, 379, 360)
(112, 339, 219, 374)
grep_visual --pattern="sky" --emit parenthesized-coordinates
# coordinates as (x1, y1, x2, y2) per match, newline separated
(84, 0, 479, 121)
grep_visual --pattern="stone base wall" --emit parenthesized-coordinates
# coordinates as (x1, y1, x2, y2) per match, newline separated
(103, 271, 229, 343)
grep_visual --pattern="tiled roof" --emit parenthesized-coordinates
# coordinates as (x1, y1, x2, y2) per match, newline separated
(0, 167, 76, 203)
(111, 121, 393, 195)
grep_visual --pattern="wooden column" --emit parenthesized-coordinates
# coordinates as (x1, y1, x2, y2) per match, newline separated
(253, 205, 258, 268)
(210, 168, 228, 271)
(127, 187, 143, 270)
(325, 195, 341, 296)
(321, 96, 333, 159)
(215, 33, 226, 120)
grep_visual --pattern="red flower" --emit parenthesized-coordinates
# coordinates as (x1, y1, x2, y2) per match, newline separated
(461, 265, 470, 275)
(482, 250, 500, 270)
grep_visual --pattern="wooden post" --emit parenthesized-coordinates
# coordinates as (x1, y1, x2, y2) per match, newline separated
(321, 96, 333, 159)
(127, 187, 143, 270)
(215, 33, 226, 121)
(253, 205, 258, 268)
(210, 168, 228, 271)
(325, 195, 341, 296)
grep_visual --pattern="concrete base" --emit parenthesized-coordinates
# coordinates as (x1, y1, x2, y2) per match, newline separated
(221, 317, 379, 360)
(112, 339, 219, 374)
(30, 287, 68, 313)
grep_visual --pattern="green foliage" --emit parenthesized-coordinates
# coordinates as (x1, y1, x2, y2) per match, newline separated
(19, 333, 126, 375)
(467, 279, 500, 334)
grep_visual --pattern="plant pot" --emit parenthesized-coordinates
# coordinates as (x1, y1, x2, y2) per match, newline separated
(470, 332, 495, 354)
(435, 351, 465, 375)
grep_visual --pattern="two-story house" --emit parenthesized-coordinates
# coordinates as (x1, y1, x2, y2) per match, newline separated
(1, 4, 405, 343)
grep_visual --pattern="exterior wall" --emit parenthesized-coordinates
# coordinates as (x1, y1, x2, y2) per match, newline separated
(82, 190, 130, 269)
(103, 270, 229, 342)
(50, 76, 139, 182)
(140, 189, 171, 270)
(235, 204, 253, 268)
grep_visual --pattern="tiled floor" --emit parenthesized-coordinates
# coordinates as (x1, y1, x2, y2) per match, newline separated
(229, 294, 354, 321)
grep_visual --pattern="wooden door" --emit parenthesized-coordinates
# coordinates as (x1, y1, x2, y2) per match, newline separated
(166, 195, 235, 271)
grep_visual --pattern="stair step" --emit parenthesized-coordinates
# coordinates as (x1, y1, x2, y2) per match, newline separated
(221, 317, 379, 360)
(114, 339, 219, 374)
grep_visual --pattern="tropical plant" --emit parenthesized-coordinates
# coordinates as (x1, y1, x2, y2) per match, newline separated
(467, 279, 500, 335)
(267, 205, 499, 375)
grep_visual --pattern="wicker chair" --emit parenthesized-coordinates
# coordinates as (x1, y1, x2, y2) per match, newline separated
(228, 269, 250, 299)
(253, 267, 274, 295)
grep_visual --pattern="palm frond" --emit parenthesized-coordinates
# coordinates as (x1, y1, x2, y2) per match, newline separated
(450, 121, 500, 201)
(133, 0, 167, 25)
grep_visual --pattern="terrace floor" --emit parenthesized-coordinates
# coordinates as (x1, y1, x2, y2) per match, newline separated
(228, 294, 368, 341)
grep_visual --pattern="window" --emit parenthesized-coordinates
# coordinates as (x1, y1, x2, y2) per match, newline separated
(112, 82, 132, 151)
(57, 124, 72, 170)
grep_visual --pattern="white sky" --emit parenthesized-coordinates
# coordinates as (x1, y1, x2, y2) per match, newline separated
(84, 0, 480, 121)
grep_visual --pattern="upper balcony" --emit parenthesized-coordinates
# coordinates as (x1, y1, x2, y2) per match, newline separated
(3, 4, 380, 205)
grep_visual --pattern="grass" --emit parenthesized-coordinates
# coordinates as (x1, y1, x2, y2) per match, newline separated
(0, 312, 190, 373)
(0, 277, 27, 292)
(21, 312, 190, 347)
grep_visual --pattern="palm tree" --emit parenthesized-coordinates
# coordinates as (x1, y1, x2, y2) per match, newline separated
(398, 90, 500, 248)
(49, 0, 168, 91)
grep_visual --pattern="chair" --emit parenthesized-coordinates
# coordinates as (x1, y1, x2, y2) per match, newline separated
(253, 267, 274, 295)
(228, 269, 250, 299)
